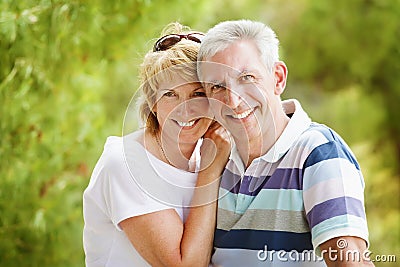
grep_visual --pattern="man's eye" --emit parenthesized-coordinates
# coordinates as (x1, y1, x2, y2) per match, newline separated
(240, 74, 256, 82)
(211, 84, 225, 92)
(193, 91, 206, 97)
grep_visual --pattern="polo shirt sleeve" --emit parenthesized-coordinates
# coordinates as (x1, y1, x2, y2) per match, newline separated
(89, 140, 172, 232)
(302, 137, 369, 255)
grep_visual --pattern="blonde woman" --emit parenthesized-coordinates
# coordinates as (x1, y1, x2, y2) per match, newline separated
(83, 23, 230, 267)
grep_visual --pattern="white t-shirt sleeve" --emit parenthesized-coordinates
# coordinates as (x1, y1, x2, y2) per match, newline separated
(90, 138, 172, 231)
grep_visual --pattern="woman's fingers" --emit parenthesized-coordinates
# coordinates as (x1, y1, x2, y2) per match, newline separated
(200, 121, 231, 171)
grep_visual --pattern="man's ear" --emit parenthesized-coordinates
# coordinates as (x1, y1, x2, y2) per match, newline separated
(274, 61, 288, 95)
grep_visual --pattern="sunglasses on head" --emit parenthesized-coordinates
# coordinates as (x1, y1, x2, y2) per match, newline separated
(153, 32, 204, 52)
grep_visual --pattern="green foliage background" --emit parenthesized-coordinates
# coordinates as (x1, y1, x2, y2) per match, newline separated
(0, 0, 399, 266)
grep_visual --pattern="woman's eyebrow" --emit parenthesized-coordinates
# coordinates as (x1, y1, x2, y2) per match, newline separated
(158, 88, 174, 93)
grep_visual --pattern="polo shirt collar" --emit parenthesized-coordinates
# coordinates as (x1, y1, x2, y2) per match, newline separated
(229, 144, 245, 174)
(260, 99, 311, 163)
(228, 99, 312, 170)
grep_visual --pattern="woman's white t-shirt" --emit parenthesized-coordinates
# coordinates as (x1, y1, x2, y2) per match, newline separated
(83, 132, 200, 266)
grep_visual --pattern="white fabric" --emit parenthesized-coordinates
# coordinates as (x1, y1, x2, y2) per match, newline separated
(83, 131, 199, 266)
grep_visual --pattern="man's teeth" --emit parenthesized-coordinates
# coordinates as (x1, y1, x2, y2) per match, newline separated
(177, 120, 196, 127)
(231, 109, 253, 119)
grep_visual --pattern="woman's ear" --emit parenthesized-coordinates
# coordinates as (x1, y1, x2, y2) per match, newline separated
(273, 61, 288, 95)
(151, 102, 157, 114)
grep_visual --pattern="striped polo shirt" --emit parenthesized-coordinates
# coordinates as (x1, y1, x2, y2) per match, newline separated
(210, 99, 369, 267)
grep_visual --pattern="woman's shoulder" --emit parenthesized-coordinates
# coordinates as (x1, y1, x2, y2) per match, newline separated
(99, 130, 146, 170)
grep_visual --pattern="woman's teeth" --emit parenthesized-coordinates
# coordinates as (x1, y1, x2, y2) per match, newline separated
(177, 120, 196, 127)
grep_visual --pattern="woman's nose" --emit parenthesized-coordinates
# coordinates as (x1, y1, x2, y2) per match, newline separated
(175, 98, 192, 117)
(175, 97, 210, 118)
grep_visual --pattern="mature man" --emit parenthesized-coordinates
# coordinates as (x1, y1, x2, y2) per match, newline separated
(198, 20, 373, 266)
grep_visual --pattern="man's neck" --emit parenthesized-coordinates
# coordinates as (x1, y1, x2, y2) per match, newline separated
(237, 114, 290, 169)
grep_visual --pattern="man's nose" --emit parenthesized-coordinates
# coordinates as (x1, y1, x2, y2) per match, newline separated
(225, 88, 243, 109)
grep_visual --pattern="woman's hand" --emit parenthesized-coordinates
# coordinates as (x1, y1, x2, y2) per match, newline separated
(200, 121, 231, 173)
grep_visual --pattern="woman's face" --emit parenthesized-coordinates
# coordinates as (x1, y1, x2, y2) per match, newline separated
(154, 76, 213, 144)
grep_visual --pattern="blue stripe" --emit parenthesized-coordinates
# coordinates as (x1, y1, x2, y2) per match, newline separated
(304, 140, 360, 170)
(267, 168, 302, 190)
(238, 175, 267, 196)
(220, 169, 241, 193)
(220, 168, 303, 196)
(306, 196, 366, 228)
(214, 229, 313, 252)
(238, 168, 303, 195)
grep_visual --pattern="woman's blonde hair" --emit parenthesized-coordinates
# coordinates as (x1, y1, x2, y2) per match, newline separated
(137, 22, 202, 135)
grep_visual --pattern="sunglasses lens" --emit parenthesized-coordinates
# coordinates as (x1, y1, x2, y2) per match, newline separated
(154, 35, 181, 52)
(153, 33, 204, 52)
(187, 34, 203, 43)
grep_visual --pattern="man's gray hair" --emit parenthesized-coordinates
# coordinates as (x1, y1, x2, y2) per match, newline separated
(198, 20, 280, 74)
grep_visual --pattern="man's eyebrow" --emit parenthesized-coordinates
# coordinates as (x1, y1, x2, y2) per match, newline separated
(204, 80, 222, 85)
(239, 68, 257, 75)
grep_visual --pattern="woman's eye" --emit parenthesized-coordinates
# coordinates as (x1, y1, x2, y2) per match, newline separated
(163, 91, 176, 97)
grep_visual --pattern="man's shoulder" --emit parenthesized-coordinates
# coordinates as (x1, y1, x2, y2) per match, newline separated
(294, 122, 342, 149)
(296, 123, 359, 171)
(281, 122, 351, 168)
(300, 122, 332, 139)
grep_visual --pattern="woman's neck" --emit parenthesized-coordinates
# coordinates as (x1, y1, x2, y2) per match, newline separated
(150, 130, 197, 172)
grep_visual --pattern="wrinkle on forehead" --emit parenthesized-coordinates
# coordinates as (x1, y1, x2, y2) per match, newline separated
(198, 61, 242, 85)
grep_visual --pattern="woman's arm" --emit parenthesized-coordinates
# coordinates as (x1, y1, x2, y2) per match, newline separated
(120, 123, 231, 267)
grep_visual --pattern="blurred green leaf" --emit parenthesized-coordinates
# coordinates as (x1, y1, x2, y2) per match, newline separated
(1, 0, 398, 266)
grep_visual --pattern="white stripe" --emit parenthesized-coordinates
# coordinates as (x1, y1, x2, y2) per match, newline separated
(279, 130, 328, 169)
(278, 145, 314, 169)
(225, 159, 243, 176)
(303, 158, 364, 213)
(303, 156, 362, 190)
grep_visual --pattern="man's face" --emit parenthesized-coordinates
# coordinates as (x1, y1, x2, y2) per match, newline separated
(199, 40, 285, 147)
